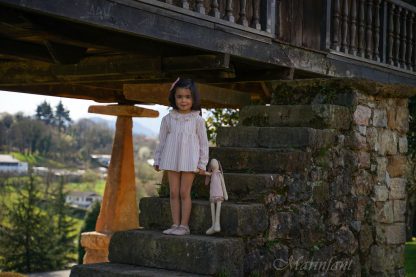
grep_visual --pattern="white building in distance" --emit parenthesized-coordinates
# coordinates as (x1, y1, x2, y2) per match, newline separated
(66, 191, 102, 209)
(0, 154, 28, 174)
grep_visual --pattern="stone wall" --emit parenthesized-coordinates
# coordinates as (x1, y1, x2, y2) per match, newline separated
(156, 79, 414, 276)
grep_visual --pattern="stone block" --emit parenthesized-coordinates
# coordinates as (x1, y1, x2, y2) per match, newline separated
(393, 200, 406, 223)
(386, 224, 406, 244)
(109, 230, 244, 276)
(239, 104, 351, 129)
(268, 212, 299, 240)
(366, 127, 380, 152)
(216, 126, 336, 149)
(373, 185, 389, 202)
(378, 129, 398, 156)
(139, 197, 268, 236)
(376, 157, 388, 183)
(70, 263, 205, 277)
(398, 136, 408, 154)
(395, 107, 409, 133)
(388, 178, 406, 200)
(375, 201, 394, 224)
(209, 147, 311, 173)
(370, 245, 385, 272)
(359, 224, 373, 252)
(387, 155, 407, 177)
(189, 173, 286, 202)
(353, 105, 371, 126)
(347, 131, 367, 150)
(373, 109, 387, 127)
(335, 226, 358, 255)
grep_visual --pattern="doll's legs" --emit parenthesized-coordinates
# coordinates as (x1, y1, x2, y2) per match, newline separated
(206, 201, 222, 235)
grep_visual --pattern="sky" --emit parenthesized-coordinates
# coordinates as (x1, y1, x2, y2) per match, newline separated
(0, 90, 170, 135)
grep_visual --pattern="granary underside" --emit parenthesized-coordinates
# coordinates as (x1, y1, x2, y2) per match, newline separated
(0, 0, 415, 107)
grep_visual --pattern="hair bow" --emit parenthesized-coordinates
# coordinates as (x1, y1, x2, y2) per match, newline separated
(169, 77, 180, 92)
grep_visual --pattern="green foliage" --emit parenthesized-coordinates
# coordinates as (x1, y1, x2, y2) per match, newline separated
(405, 238, 416, 276)
(35, 101, 55, 126)
(55, 101, 72, 132)
(0, 173, 76, 273)
(77, 201, 101, 264)
(206, 108, 239, 144)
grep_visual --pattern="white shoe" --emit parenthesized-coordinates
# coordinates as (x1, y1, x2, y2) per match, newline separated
(171, 225, 190, 236)
(162, 224, 179, 235)
(206, 226, 216, 235)
(213, 223, 221, 232)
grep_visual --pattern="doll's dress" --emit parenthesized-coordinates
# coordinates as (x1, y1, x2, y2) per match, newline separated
(209, 169, 224, 203)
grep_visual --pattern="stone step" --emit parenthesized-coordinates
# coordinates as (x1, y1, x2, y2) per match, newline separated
(108, 230, 244, 276)
(190, 173, 286, 202)
(70, 263, 208, 277)
(139, 197, 268, 236)
(209, 147, 311, 173)
(217, 126, 336, 149)
(239, 104, 350, 129)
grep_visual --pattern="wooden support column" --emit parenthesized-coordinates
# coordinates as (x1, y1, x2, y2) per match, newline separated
(80, 104, 158, 264)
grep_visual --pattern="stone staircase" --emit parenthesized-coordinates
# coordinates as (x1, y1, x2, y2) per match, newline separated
(70, 104, 350, 277)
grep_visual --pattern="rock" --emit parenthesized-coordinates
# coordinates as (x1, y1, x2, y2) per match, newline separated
(353, 105, 371, 126)
(268, 212, 299, 240)
(367, 127, 379, 152)
(388, 178, 406, 200)
(376, 224, 406, 244)
(376, 157, 388, 183)
(378, 129, 398, 156)
(373, 109, 387, 127)
(370, 245, 385, 272)
(393, 200, 406, 223)
(398, 136, 408, 154)
(395, 106, 409, 133)
(387, 155, 407, 177)
(335, 226, 358, 255)
(373, 185, 389, 202)
(109, 230, 244, 276)
(359, 224, 373, 252)
(375, 201, 394, 224)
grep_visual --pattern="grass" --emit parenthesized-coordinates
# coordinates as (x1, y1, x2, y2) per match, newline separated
(65, 179, 106, 195)
(406, 238, 416, 276)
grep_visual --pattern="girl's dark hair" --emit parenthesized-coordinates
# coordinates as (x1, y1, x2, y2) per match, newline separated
(168, 78, 201, 111)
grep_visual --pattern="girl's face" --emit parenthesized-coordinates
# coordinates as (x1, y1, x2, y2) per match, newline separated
(175, 88, 193, 113)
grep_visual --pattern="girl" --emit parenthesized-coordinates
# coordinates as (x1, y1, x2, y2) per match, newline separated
(153, 78, 209, 236)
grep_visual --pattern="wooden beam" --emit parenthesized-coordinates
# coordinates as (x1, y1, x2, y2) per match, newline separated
(163, 54, 231, 72)
(123, 83, 251, 108)
(88, 105, 159, 117)
(0, 36, 53, 63)
(43, 41, 87, 64)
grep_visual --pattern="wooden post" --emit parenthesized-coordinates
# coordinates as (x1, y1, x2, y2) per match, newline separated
(80, 104, 158, 264)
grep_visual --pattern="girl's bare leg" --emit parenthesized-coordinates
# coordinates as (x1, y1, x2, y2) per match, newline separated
(179, 172, 195, 226)
(167, 170, 181, 225)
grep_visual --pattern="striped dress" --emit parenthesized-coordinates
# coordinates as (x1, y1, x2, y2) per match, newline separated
(154, 109, 209, 172)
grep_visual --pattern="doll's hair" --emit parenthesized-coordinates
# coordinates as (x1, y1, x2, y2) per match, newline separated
(168, 78, 202, 112)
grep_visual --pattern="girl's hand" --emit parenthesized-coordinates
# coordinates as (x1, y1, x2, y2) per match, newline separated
(198, 168, 206, 175)
(153, 165, 160, 171)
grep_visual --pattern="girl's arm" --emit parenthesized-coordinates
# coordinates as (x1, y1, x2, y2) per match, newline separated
(196, 117, 209, 171)
(154, 116, 168, 167)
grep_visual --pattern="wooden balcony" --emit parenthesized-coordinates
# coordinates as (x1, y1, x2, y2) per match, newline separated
(0, 0, 415, 105)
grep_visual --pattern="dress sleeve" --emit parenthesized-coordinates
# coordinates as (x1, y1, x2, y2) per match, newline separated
(154, 116, 168, 166)
(196, 117, 209, 171)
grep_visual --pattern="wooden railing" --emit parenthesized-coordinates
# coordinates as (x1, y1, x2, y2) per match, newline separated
(328, 0, 416, 71)
(154, 0, 276, 35)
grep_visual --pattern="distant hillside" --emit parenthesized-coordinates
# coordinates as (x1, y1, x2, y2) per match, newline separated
(88, 117, 157, 138)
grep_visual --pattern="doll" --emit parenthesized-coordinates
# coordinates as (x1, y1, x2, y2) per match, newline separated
(204, 158, 228, 235)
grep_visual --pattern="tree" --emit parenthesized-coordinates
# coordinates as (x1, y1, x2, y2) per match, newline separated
(0, 173, 76, 272)
(55, 101, 72, 132)
(205, 108, 239, 144)
(35, 101, 55, 125)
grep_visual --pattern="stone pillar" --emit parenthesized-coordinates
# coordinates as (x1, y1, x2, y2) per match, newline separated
(80, 105, 158, 264)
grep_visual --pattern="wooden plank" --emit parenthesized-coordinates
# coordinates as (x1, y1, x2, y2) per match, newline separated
(88, 105, 159, 117)
(302, 0, 323, 50)
(0, 0, 292, 67)
(162, 54, 230, 72)
(291, 0, 303, 46)
(123, 83, 252, 108)
(278, 0, 292, 43)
